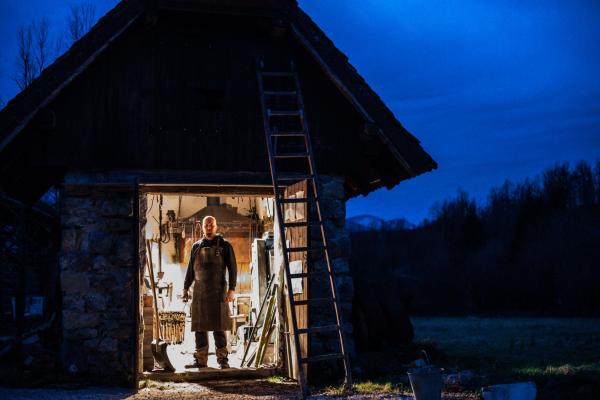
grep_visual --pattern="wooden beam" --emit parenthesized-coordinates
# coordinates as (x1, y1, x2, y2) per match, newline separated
(290, 22, 416, 177)
(142, 367, 277, 382)
(64, 170, 275, 186)
(141, 185, 275, 196)
(0, 192, 57, 220)
(131, 179, 140, 389)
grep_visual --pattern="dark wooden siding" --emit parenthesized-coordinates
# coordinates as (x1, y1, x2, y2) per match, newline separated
(8, 11, 402, 193)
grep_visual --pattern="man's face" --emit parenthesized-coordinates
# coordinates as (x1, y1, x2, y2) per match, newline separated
(203, 217, 217, 238)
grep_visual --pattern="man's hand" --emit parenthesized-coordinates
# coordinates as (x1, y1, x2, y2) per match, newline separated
(182, 289, 190, 302)
(224, 290, 235, 302)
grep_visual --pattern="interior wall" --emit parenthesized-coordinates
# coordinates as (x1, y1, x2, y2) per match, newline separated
(144, 195, 274, 239)
(142, 194, 274, 311)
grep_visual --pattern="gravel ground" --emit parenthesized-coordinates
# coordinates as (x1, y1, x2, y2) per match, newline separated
(0, 380, 299, 400)
(0, 380, 479, 399)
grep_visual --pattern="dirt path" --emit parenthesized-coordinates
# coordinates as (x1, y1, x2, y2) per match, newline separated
(0, 381, 298, 400)
(0, 380, 478, 399)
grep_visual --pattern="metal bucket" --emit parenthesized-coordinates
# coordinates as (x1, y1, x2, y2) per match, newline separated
(407, 366, 443, 400)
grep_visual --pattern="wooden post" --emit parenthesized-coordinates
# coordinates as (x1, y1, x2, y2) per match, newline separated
(15, 204, 30, 361)
(132, 179, 140, 389)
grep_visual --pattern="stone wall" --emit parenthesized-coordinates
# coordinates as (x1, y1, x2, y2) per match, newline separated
(308, 175, 356, 382)
(59, 185, 137, 384)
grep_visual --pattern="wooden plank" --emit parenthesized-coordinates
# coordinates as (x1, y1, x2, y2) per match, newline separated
(302, 353, 343, 363)
(142, 367, 278, 382)
(65, 170, 275, 186)
(142, 185, 274, 196)
(133, 179, 140, 388)
(284, 179, 309, 380)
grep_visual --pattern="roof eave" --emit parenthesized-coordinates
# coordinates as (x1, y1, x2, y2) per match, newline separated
(290, 6, 438, 186)
(0, 0, 144, 153)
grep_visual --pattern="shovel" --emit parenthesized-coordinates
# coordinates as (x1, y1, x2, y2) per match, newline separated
(146, 240, 175, 372)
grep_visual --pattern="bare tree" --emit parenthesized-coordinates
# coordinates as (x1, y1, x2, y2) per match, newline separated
(54, 34, 67, 58)
(14, 24, 35, 90)
(33, 17, 51, 75)
(67, 2, 97, 43)
(14, 18, 54, 92)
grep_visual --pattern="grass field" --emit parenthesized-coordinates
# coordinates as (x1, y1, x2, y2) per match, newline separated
(411, 317, 600, 399)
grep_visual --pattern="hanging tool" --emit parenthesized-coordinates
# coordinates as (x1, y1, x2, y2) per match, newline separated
(146, 240, 175, 372)
(157, 195, 163, 280)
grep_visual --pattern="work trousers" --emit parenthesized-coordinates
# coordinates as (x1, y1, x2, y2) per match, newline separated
(195, 331, 227, 350)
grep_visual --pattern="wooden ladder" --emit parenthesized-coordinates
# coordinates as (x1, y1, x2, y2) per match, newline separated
(256, 58, 353, 398)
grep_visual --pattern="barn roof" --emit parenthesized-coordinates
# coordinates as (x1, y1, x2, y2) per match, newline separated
(0, 0, 436, 198)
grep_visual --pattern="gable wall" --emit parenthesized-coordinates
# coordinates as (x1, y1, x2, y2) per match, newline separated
(13, 12, 391, 187)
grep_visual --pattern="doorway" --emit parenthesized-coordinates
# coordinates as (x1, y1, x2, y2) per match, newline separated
(136, 181, 314, 382)
(139, 190, 279, 375)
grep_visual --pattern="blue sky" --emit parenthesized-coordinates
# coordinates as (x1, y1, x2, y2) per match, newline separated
(1, 1, 599, 223)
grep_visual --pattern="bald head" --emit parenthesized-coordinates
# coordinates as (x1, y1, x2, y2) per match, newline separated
(202, 216, 217, 239)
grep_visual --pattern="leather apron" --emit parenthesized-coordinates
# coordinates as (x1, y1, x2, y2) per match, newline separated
(190, 239, 232, 332)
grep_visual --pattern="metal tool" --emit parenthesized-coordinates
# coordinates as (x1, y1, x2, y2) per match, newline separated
(146, 240, 175, 372)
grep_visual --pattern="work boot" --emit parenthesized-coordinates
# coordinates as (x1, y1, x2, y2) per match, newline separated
(185, 345, 208, 368)
(216, 347, 229, 369)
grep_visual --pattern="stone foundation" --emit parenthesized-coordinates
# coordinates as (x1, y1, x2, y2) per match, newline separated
(57, 177, 355, 384)
(59, 185, 137, 384)
(308, 176, 356, 382)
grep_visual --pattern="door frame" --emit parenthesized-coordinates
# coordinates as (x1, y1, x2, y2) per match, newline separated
(134, 182, 292, 382)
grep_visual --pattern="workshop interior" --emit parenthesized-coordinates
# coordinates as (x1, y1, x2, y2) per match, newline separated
(141, 193, 303, 372)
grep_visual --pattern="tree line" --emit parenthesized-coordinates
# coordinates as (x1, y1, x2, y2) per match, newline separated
(350, 160, 600, 316)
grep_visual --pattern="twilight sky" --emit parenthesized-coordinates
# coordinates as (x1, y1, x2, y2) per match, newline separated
(1, 1, 599, 223)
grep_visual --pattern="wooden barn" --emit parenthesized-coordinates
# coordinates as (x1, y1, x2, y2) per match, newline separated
(0, 0, 436, 392)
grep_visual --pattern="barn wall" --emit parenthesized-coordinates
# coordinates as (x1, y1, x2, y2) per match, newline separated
(59, 185, 137, 383)
(14, 11, 389, 186)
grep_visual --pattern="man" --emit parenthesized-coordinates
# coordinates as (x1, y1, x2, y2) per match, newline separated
(182, 215, 237, 369)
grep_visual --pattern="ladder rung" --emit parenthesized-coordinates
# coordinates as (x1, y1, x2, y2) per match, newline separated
(262, 72, 294, 77)
(302, 353, 344, 363)
(296, 324, 339, 333)
(264, 90, 297, 96)
(294, 298, 335, 307)
(282, 221, 322, 228)
(286, 245, 325, 253)
(270, 131, 305, 137)
(269, 110, 302, 117)
(277, 174, 313, 181)
(259, 59, 353, 393)
(289, 270, 331, 279)
(273, 152, 309, 159)
(279, 197, 316, 204)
